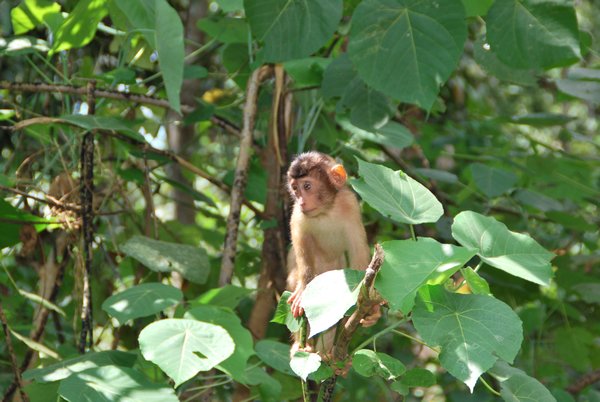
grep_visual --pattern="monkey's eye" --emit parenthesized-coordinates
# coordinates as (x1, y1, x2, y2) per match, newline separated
(303, 182, 311, 191)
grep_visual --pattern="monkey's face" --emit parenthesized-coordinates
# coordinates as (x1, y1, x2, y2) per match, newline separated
(289, 177, 330, 216)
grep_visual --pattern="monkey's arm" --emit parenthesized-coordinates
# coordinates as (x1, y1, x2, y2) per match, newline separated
(287, 235, 315, 318)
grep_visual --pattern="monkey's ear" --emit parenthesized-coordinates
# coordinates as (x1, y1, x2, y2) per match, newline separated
(330, 164, 347, 188)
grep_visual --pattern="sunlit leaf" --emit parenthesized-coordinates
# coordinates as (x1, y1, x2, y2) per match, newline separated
(185, 306, 255, 383)
(413, 286, 523, 391)
(194, 285, 253, 309)
(348, 0, 466, 109)
(290, 351, 321, 380)
(353, 349, 405, 380)
(301, 269, 364, 337)
(351, 159, 443, 225)
(23, 351, 136, 383)
(51, 0, 108, 54)
(10, 330, 59, 360)
(155, 0, 184, 114)
(101, 283, 182, 324)
(58, 366, 178, 402)
(11, 0, 62, 35)
(375, 238, 476, 313)
(138, 319, 234, 387)
(451, 211, 554, 286)
(461, 267, 491, 295)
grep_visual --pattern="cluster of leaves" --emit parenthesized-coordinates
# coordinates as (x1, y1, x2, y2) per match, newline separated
(0, 0, 598, 401)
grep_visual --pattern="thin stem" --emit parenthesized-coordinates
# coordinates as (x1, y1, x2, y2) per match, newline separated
(409, 224, 417, 241)
(480, 376, 501, 396)
(473, 261, 483, 273)
(392, 330, 437, 351)
(352, 319, 406, 354)
(301, 379, 309, 402)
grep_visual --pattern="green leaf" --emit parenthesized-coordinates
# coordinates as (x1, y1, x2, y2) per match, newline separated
(10, 330, 59, 360)
(451, 211, 554, 286)
(23, 351, 136, 382)
(121, 235, 210, 284)
(246, 367, 284, 400)
(474, 37, 538, 86)
(413, 286, 523, 391)
(0, 199, 55, 248)
(101, 283, 182, 325)
(18, 289, 66, 317)
(489, 361, 557, 402)
(60, 114, 144, 141)
(216, 0, 244, 12)
(556, 78, 600, 104)
(348, 0, 467, 109)
(375, 238, 477, 313)
(509, 113, 575, 127)
(339, 119, 413, 150)
(461, 0, 493, 17)
(155, 0, 184, 114)
(572, 283, 600, 305)
(11, 0, 62, 35)
(554, 327, 594, 371)
(194, 285, 253, 309)
(290, 351, 321, 381)
(245, 0, 342, 62)
(271, 291, 302, 333)
(486, 0, 580, 69)
(352, 349, 405, 380)
(461, 267, 491, 295)
(58, 366, 178, 402)
(414, 168, 459, 184)
(469, 163, 518, 198)
(302, 269, 364, 337)
(398, 368, 436, 387)
(185, 306, 255, 383)
(255, 340, 294, 376)
(50, 0, 108, 54)
(197, 17, 249, 44)
(283, 57, 330, 87)
(138, 319, 235, 387)
(351, 159, 443, 225)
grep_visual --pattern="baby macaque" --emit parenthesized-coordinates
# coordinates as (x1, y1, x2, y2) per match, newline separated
(286, 151, 380, 354)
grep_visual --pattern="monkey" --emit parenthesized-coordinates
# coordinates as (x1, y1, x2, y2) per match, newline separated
(285, 151, 380, 356)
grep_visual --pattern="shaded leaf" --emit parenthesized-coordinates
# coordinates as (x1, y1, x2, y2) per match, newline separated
(509, 113, 575, 126)
(23, 351, 136, 383)
(489, 361, 557, 402)
(197, 17, 249, 44)
(470, 163, 518, 198)
(352, 349, 405, 380)
(58, 366, 178, 402)
(155, 0, 184, 114)
(245, 0, 342, 62)
(302, 269, 364, 337)
(556, 78, 600, 104)
(351, 159, 443, 225)
(101, 283, 183, 324)
(339, 119, 413, 150)
(461, 267, 491, 295)
(195, 285, 253, 309)
(121, 235, 210, 284)
(451, 211, 554, 286)
(255, 340, 294, 376)
(413, 286, 523, 391)
(10, 330, 59, 360)
(348, 0, 466, 109)
(486, 0, 580, 69)
(271, 291, 302, 333)
(138, 319, 234, 387)
(375, 238, 476, 313)
(399, 368, 436, 387)
(283, 57, 330, 87)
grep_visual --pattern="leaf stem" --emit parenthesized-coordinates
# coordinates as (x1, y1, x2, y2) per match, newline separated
(352, 319, 406, 354)
(409, 224, 417, 241)
(480, 376, 501, 396)
(392, 330, 436, 351)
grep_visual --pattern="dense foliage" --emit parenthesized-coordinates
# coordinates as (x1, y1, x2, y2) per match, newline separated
(0, 0, 598, 401)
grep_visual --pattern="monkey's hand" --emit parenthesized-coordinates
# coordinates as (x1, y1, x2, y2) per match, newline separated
(360, 303, 382, 327)
(287, 288, 304, 318)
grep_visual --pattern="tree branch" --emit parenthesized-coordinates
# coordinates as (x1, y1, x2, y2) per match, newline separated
(0, 303, 29, 402)
(567, 369, 600, 395)
(219, 65, 274, 286)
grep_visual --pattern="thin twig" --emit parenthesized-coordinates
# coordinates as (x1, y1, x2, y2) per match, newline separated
(219, 65, 273, 286)
(0, 303, 29, 402)
(567, 369, 600, 394)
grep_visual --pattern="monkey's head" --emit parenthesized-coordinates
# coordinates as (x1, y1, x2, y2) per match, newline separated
(287, 151, 347, 217)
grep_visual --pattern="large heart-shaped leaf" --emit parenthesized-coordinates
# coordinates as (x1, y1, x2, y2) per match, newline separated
(102, 283, 182, 325)
(301, 269, 364, 337)
(413, 286, 523, 391)
(138, 319, 234, 387)
(121, 235, 210, 284)
(351, 159, 443, 225)
(58, 366, 178, 402)
(489, 361, 556, 402)
(185, 306, 255, 383)
(375, 238, 476, 314)
(348, 0, 467, 109)
(451, 211, 554, 286)
(23, 351, 136, 383)
(245, 0, 342, 62)
(486, 0, 580, 69)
